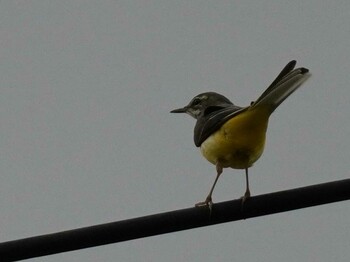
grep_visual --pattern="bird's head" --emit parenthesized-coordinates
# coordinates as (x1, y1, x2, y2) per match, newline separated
(170, 92, 233, 119)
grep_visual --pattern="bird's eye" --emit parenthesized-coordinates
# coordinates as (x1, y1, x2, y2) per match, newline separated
(192, 97, 201, 106)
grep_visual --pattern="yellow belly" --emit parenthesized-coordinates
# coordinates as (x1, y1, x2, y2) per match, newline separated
(200, 107, 270, 169)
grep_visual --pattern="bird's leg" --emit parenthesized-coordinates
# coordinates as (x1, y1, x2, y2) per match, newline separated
(195, 163, 223, 210)
(241, 168, 251, 204)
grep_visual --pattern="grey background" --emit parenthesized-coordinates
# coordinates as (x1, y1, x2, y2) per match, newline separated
(0, 1, 349, 261)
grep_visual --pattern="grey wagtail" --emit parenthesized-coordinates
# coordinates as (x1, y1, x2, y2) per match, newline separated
(171, 60, 310, 208)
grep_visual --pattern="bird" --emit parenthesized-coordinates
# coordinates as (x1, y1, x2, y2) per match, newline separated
(170, 60, 310, 209)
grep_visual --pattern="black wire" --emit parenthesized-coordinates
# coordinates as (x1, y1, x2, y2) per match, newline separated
(1, 178, 350, 261)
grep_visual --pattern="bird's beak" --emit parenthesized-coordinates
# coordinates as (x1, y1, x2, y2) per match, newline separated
(170, 107, 187, 113)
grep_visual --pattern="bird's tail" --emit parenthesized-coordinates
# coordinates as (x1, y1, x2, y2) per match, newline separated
(251, 60, 310, 113)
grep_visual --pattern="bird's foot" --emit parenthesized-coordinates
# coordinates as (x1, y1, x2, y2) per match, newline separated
(240, 190, 251, 206)
(195, 196, 213, 212)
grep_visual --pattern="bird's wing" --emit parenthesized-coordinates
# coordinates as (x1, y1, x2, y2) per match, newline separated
(194, 105, 246, 147)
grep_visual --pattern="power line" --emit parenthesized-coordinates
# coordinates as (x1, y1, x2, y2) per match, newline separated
(1, 178, 350, 261)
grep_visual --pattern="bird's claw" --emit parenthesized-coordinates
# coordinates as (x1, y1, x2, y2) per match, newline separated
(195, 196, 213, 212)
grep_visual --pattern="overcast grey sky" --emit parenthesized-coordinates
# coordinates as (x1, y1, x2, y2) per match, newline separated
(0, 1, 349, 261)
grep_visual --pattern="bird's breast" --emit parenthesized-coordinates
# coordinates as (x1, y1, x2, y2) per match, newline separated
(200, 108, 270, 169)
